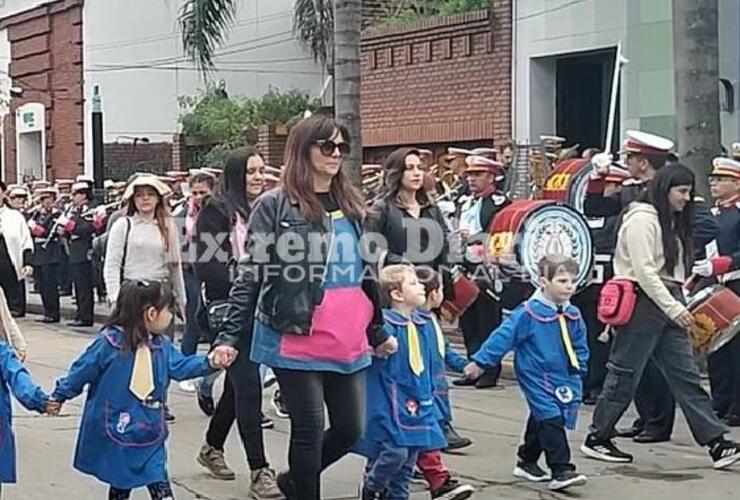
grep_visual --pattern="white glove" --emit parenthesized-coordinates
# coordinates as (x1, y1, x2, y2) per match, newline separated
(27, 220, 37, 230)
(591, 152, 612, 175)
(691, 260, 713, 277)
(57, 215, 70, 226)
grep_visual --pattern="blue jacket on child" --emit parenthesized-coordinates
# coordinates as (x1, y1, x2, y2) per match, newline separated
(0, 342, 48, 483)
(417, 308, 466, 425)
(355, 309, 446, 456)
(471, 291, 589, 429)
(51, 326, 212, 489)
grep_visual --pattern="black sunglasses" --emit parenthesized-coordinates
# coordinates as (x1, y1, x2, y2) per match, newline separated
(315, 140, 351, 157)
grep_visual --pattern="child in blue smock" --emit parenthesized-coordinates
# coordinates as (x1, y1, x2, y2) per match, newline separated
(50, 280, 229, 500)
(355, 264, 446, 500)
(0, 341, 49, 497)
(414, 266, 475, 500)
(464, 254, 589, 492)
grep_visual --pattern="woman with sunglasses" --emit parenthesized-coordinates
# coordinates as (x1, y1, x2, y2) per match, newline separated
(193, 147, 284, 499)
(211, 115, 396, 500)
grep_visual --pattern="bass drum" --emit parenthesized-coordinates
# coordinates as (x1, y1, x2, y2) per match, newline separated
(540, 158, 592, 213)
(486, 200, 594, 288)
(687, 284, 740, 353)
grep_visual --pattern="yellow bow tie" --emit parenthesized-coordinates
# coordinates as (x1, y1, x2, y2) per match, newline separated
(431, 316, 445, 359)
(407, 321, 424, 376)
(130, 344, 155, 401)
(557, 312, 580, 372)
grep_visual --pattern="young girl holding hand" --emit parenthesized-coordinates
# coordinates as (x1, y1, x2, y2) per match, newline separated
(49, 280, 234, 499)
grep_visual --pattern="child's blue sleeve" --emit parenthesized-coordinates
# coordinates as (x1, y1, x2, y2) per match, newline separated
(471, 308, 525, 369)
(444, 338, 468, 373)
(0, 343, 48, 412)
(52, 335, 109, 401)
(166, 340, 212, 382)
(574, 317, 590, 377)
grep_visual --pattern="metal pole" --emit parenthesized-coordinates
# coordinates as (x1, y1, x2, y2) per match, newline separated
(92, 85, 105, 197)
(604, 41, 628, 154)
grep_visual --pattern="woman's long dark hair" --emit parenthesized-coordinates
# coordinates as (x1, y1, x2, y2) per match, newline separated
(382, 147, 431, 208)
(215, 147, 262, 220)
(108, 280, 176, 352)
(282, 114, 364, 224)
(643, 163, 695, 274)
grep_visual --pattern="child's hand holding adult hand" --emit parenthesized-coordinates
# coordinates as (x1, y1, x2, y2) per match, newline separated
(374, 336, 399, 358)
(46, 400, 62, 416)
(463, 361, 483, 381)
(209, 345, 238, 369)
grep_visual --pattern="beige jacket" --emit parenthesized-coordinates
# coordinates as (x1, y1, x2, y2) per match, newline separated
(613, 202, 687, 321)
(0, 287, 26, 354)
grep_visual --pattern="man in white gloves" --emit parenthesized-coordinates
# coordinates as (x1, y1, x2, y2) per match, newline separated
(692, 156, 740, 427)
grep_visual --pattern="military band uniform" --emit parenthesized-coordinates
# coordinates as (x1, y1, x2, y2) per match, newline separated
(66, 203, 96, 326)
(29, 206, 62, 322)
(457, 188, 509, 388)
(706, 194, 740, 424)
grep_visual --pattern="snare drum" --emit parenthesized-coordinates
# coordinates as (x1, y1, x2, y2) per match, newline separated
(687, 285, 740, 353)
(441, 267, 480, 320)
(486, 200, 594, 288)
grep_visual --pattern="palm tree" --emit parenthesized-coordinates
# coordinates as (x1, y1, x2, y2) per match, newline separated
(178, 0, 238, 74)
(333, 0, 363, 183)
(672, 0, 721, 198)
(293, 0, 334, 67)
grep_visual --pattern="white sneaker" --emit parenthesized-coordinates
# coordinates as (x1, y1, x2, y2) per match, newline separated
(179, 379, 197, 393)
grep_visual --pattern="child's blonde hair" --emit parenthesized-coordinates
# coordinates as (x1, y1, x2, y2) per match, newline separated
(378, 264, 414, 307)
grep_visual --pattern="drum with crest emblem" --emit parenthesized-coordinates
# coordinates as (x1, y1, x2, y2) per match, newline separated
(486, 200, 593, 288)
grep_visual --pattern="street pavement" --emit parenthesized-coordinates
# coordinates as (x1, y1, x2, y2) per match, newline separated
(4, 316, 740, 499)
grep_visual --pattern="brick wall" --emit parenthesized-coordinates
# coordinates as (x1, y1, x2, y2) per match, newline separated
(104, 142, 174, 181)
(360, 2, 512, 160)
(1, 0, 84, 182)
(256, 124, 289, 166)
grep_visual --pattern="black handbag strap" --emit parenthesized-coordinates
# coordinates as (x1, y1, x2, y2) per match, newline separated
(120, 216, 132, 283)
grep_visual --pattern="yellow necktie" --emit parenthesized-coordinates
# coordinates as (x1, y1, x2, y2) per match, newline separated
(407, 321, 424, 376)
(431, 316, 445, 359)
(129, 344, 155, 400)
(557, 313, 580, 372)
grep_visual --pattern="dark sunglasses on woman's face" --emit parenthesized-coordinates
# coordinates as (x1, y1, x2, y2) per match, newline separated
(315, 140, 351, 157)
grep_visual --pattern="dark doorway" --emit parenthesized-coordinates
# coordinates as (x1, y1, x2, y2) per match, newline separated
(556, 48, 619, 153)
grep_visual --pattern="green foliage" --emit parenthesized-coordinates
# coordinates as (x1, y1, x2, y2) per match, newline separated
(178, 82, 320, 150)
(373, 0, 491, 28)
(179, 0, 238, 74)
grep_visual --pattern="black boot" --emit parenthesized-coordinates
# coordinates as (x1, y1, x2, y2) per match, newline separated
(444, 424, 473, 451)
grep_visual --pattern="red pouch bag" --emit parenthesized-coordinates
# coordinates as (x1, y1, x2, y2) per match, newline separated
(598, 278, 638, 326)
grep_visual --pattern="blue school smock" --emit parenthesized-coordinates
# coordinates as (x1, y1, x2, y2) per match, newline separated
(250, 210, 373, 374)
(417, 309, 466, 425)
(0, 342, 48, 483)
(51, 326, 212, 489)
(471, 296, 589, 429)
(354, 309, 446, 457)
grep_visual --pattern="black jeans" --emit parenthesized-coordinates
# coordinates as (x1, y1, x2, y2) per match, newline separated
(0, 258, 23, 316)
(274, 368, 365, 500)
(518, 415, 575, 475)
(205, 346, 268, 471)
(36, 263, 60, 320)
(70, 261, 94, 324)
(459, 291, 502, 382)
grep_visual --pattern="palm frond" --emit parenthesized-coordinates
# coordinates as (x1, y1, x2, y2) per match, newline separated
(179, 0, 238, 74)
(293, 0, 334, 66)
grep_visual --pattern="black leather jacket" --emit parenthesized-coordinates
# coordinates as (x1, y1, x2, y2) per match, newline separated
(214, 188, 387, 349)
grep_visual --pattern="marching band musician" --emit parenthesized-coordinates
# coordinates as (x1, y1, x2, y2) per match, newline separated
(7, 187, 29, 214)
(691, 157, 740, 427)
(577, 162, 631, 405)
(452, 155, 509, 390)
(58, 182, 96, 327)
(28, 188, 63, 323)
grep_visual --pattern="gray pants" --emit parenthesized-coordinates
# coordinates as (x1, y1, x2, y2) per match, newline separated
(591, 289, 726, 446)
